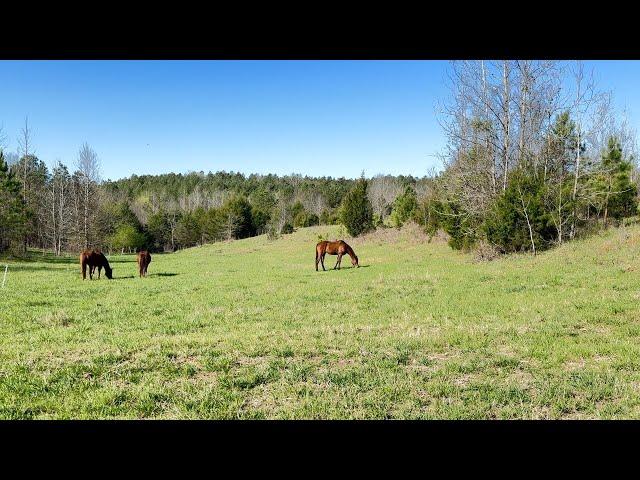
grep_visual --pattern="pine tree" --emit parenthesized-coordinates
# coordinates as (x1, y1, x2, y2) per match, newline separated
(0, 150, 28, 252)
(340, 176, 373, 237)
(484, 168, 555, 253)
(598, 136, 638, 224)
(390, 185, 418, 228)
(221, 196, 254, 239)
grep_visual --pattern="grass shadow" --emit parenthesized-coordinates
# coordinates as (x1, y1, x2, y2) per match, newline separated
(1, 252, 77, 265)
(24, 300, 53, 307)
(1, 250, 145, 267)
(108, 257, 139, 264)
(151, 272, 179, 277)
(6, 264, 77, 272)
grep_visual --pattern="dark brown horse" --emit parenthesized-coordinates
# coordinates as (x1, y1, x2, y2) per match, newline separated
(315, 240, 359, 271)
(80, 249, 113, 280)
(137, 250, 151, 277)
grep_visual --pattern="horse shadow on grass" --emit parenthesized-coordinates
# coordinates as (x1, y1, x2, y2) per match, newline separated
(80, 272, 179, 280)
(321, 264, 370, 272)
(113, 272, 180, 280)
(112, 272, 179, 279)
(108, 257, 138, 264)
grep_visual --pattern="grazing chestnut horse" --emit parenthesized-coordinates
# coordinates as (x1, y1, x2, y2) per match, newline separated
(315, 240, 359, 271)
(80, 249, 113, 280)
(137, 250, 151, 277)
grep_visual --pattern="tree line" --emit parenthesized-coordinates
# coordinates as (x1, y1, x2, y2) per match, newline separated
(0, 121, 430, 255)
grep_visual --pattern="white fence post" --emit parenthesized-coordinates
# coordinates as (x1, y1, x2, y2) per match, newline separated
(2, 264, 7, 288)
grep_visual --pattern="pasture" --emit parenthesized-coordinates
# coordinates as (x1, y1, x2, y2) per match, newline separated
(2, 224, 640, 419)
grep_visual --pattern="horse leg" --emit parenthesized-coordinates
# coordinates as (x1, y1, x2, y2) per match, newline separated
(89, 266, 93, 280)
(82, 262, 86, 280)
(98, 266, 102, 279)
(334, 254, 342, 270)
(316, 250, 323, 271)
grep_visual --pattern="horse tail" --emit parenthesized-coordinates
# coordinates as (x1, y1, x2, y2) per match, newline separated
(80, 253, 85, 279)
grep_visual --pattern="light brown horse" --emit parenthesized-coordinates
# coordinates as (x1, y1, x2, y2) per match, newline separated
(80, 249, 113, 280)
(315, 240, 359, 271)
(137, 250, 151, 277)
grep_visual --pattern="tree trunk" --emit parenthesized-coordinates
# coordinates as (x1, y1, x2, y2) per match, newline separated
(84, 177, 89, 249)
(570, 125, 581, 239)
(519, 186, 536, 255)
(502, 61, 511, 191)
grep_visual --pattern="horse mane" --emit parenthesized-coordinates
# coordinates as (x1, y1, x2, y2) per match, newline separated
(96, 251, 111, 269)
(341, 242, 356, 258)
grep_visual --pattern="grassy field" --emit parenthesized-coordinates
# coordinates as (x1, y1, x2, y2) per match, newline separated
(2, 223, 640, 419)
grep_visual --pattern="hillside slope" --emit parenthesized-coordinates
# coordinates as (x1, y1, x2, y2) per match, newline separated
(1, 224, 640, 419)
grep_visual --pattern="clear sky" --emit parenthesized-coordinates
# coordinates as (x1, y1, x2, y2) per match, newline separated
(0, 60, 638, 181)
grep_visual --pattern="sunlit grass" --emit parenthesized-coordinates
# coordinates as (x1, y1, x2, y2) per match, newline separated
(2, 224, 640, 419)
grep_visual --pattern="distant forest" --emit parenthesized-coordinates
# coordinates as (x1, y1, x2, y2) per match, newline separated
(0, 132, 433, 255)
(2, 60, 639, 258)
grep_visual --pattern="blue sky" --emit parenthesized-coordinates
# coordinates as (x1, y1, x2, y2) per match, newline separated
(0, 60, 638, 181)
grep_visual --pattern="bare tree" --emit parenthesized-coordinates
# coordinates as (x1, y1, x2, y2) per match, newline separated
(0, 124, 7, 150)
(501, 60, 512, 191)
(270, 193, 292, 234)
(44, 161, 73, 255)
(437, 60, 619, 250)
(301, 191, 328, 217)
(75, 143, 101, 249)
(166, 202, 180, 251)
(368, 174, 403, 221)
(223, 211, 240, 240)
(517, 184, 536, 255)
(206, 189, 228, 209)
(17, 117, 35, 203)
(567, 61, 600, 239)
(56, 165, 72, 255)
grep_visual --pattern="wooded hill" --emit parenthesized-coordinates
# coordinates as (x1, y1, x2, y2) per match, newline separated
(0, 142, 432, 255)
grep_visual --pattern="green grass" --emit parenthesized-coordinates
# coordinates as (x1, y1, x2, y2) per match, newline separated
(2, 223, 640, 419)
